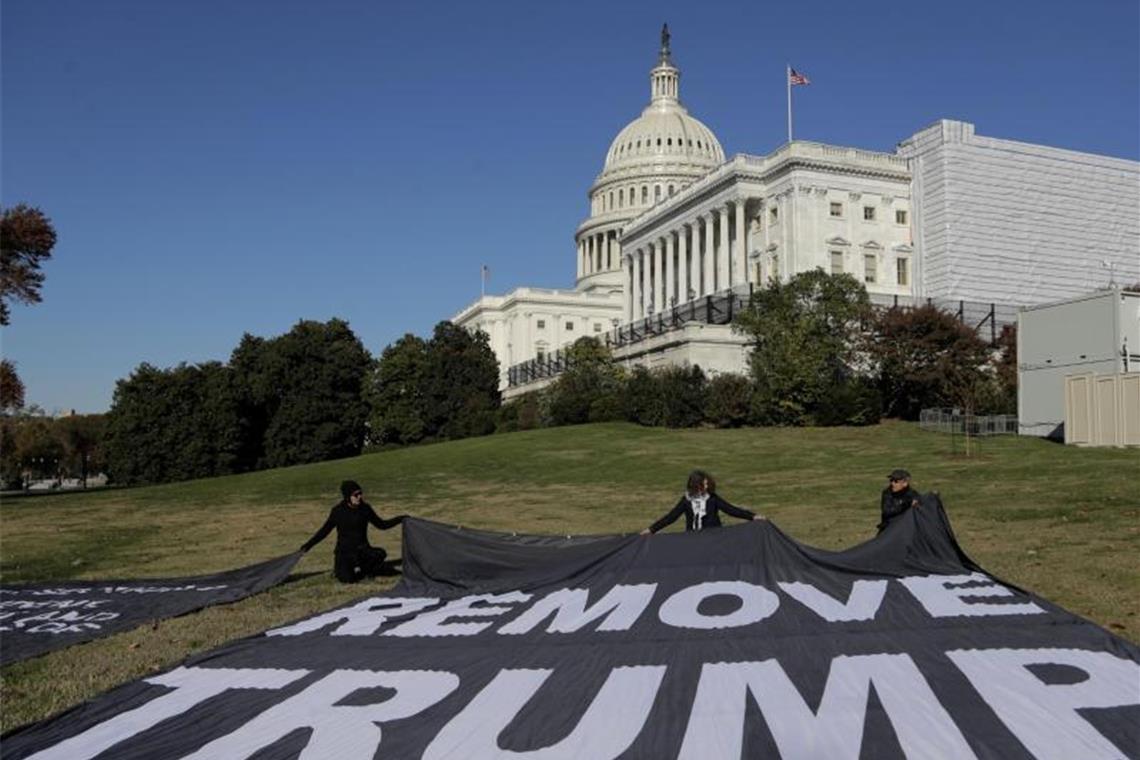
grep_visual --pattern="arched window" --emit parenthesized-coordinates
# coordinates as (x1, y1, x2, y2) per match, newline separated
(668, 184, 675, 196)
(642, 185, 648, 203)
(618, 189, 624, 208)
(608, 192, 614, 210)
(655, 185, 662, 201)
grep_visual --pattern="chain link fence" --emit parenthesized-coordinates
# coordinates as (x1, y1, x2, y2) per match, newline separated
(919, 408, 1019, 436)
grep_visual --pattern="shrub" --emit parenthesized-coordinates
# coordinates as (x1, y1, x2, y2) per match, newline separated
(706, 373, 752, 428)
(657, 366, 707, 428)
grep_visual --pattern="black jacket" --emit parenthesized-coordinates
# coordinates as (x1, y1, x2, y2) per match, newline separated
(649, 493, 755, 533)
(301, 501, 405, 554)
(878, 486, 921, 532)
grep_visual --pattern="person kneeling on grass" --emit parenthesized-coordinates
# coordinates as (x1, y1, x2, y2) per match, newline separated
(300, 480, 407, 583)
(641, 470, 766, 535)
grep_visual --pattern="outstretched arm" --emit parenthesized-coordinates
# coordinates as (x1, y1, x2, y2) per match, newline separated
(366, 505, 406, 531)
(716, 494, 763, 521)
(300, 511, 335, 553)
(643, 497, 688, 535)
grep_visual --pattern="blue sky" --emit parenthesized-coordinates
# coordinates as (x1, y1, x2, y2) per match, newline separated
(3, 0, 1138, 413)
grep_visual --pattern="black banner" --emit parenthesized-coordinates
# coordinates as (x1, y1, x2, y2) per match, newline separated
(0, 553, 300, 666)
(3, 498, 1138, 759)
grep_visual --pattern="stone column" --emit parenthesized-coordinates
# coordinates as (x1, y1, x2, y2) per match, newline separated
(612, 239, 621, 276)
(632, 249, 643, 320)
(677, 225, 689, 303)
(653, 241, 664, 315)
(718, 205, 730, 292)
(664, 233, 675, 310)
(622, 254, 633, 323)
(734, 199, 747, 288)
(700, 215, 713, 297)
(577, 239, 584, 279)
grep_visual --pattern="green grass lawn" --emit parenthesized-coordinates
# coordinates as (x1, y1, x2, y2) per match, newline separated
(1, 420, 1137, 730)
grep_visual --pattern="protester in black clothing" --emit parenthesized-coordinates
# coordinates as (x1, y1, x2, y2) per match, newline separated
(300, 480, 407, 583)
(641, 470, 766, 535)
(878, 468, 921, 533)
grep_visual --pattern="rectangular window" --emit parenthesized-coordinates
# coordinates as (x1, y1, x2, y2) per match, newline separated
(863, 206, 876, 221)
(864, 254, 877, 283)
(536, 349, 545, 363)
(593, 323, 602, 333)
(537, 319, 545, 329)
(897, 258, 909, 286)
(565, 321, 574, 331)
(829, 202, 843, 217)
(896, 209, 908, 225)
(830, 251, 844, 275)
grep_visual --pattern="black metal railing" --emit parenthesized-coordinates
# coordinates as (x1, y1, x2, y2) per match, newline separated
(506, 288, 1014, 389)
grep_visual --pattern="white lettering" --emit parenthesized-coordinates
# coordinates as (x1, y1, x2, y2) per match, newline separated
(498, 584, 657, 635)
(266, 596, 439, 637)
(777, 580, 888, 622)
(658, 581, 779, 630)
(899, 573, 1044, 617)
(948, 647, 1140, 760)
(386, 592, 532, 638)
(424, 665, 666, 759)
(678, 655, 975, 759)
(25, 667, 306, 760)
(182, 669, 459, 760)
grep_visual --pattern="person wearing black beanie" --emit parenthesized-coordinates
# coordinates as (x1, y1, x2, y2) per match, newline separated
(300, 480, 408, 583)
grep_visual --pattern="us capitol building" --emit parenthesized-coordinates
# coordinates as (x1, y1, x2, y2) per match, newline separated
(453, 27, 1139, 396)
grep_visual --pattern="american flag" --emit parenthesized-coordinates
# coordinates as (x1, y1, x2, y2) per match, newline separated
(789, 68, 810, 86)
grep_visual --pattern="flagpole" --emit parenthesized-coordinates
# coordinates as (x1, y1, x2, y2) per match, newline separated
(786, 64, 793, 143)
(481, 266, 485, 298)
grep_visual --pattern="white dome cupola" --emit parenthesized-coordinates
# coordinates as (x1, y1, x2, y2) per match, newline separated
(575, 25, 725, 294)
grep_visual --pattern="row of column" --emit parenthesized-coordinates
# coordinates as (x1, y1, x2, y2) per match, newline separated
(577, 230, 620, 279)
(624, 198, 749, 323)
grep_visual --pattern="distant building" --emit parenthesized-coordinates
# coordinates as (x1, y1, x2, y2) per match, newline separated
(453, 27, 1140, 395)
(1018, 288, 1139, 439)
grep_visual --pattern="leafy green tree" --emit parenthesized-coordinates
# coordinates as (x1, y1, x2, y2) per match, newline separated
(421, 321, 500, 441)
(368, 334, 429, 446)
(735, 270, 873, 426)
(547, 337, 626, 426)
(706, 373, 752, 428)
(1, 359, 25, 412)
(104, 362, 246, 484)
(57, 414, 107, 486)
(990, 323, 1018, 414)
(0, 417, 20, 488)
(231, 319, 373, 468)
(870, 305, 993, 420)
(1, 204, 57, 326)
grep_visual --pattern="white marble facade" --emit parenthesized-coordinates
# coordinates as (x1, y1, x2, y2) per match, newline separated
(453, 27, 1140, 392)
(620, 144, 914, 322)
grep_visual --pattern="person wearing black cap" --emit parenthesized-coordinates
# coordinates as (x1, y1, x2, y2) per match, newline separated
(300, 480, 407, 583)
(878, 469, 921, 533)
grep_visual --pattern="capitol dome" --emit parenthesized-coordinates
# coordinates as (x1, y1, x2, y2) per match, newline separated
(575, 25, 725, 294)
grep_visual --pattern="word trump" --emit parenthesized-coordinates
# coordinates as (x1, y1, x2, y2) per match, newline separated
(23, 648, 1138, 760)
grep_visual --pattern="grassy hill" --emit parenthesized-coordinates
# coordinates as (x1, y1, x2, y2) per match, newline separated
(1, 420, 1137, 730)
